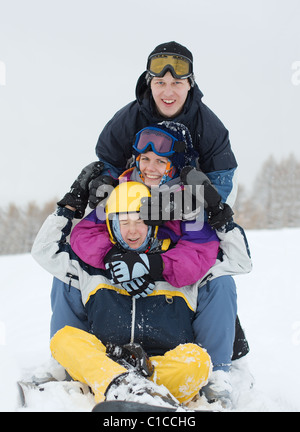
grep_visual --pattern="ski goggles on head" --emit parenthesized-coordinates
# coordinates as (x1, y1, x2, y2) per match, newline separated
(133, 127, 186, 157)
(147, 53, 193, 79)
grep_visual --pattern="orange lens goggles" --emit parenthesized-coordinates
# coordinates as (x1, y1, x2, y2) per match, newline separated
(147, 54, 192, 79)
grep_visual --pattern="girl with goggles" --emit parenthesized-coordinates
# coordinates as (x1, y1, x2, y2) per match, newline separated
(133, 126, 186, 157)
(132, 123, 196, 187)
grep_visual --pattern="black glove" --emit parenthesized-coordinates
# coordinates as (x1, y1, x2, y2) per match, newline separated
(180, 166, 234, 229)
(89, 175, 119, 209)
(139, 185, 183, 226)
(104, 249, 163, 284)
(206, 202, 234, 229)
(106, 342, 154, 377)
(57, 161, 103, 218)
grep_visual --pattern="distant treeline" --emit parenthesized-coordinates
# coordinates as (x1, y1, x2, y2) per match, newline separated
(234, 154, 300, 229)
(0, 200, 58, 255)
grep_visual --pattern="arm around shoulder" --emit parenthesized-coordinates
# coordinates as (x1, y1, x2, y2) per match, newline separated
(31, 207, 80, 286)
(216, 223, 253, 275)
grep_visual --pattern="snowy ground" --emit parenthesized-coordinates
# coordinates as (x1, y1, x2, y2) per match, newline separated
(0, 228, 300, 412)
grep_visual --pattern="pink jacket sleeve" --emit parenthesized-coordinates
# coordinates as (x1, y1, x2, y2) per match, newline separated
(161, 239, 219, 287)
(70, 217, 113, 269)
(160, 221, 219, 288)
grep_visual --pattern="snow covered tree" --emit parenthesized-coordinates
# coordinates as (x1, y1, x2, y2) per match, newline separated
(0, 199, 57, 255)
(236, 154, 300, 229)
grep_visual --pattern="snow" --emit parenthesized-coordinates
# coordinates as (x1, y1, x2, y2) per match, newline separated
(0, 228, 300, 412)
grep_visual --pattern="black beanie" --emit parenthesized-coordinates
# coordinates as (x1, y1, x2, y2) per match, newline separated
(148, 41, 193, 70)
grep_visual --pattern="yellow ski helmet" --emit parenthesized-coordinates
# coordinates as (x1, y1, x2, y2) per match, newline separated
(105, 181, 157, 244)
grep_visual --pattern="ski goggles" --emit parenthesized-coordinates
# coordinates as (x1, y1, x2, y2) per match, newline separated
(147, 53, 193, 79)
(133, 127, 186, 157)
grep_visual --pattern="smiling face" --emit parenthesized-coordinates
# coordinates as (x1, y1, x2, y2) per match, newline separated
(150, 71, 191, 118)
(138, 151, 170, 186)
(119, 212, 148, 250)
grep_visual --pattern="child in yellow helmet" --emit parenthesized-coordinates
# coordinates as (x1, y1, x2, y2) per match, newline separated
(32, 180, 212, 408)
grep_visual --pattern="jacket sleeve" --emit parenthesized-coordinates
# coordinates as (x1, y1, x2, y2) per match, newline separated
(202, 223, 252, 285)
(70, 210, 113, 269)
(161, 220, 220, 288)
(206, 168, 238, 208)
(197, 99, 237, 173)
(195, 95, 238, 206)
(31, 207, 81, 288)
(213, 223, 253, 277)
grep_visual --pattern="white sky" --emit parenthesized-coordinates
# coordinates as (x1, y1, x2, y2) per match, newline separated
(1, 0, 300, 207)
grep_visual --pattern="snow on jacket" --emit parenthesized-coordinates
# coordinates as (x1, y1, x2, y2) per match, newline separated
(31, 207, 202, 356)
(95, 72, 238, 207)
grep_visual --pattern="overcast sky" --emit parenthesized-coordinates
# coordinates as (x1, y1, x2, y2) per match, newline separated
(1, 0, 300, 207)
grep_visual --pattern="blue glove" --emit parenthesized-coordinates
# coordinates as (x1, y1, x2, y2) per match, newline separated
(121, 276, 155, 299)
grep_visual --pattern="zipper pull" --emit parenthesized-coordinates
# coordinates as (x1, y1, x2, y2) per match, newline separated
(66, 272, 79, 292)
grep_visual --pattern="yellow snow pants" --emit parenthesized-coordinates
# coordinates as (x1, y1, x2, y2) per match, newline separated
(50, 326, 211, 404)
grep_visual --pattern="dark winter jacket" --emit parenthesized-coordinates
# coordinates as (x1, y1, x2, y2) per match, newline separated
(96, 72, 238, 204)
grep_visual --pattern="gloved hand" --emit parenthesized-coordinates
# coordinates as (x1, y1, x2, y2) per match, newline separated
(121, 275, 155, 299)
(206, 202, 234, 230)
(57, 161, 103, 218)
(180, 166, 234, 229)
(104, 250, 163, 284)
(139, 184, 183, 225)
(89, 175, 119, 209)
